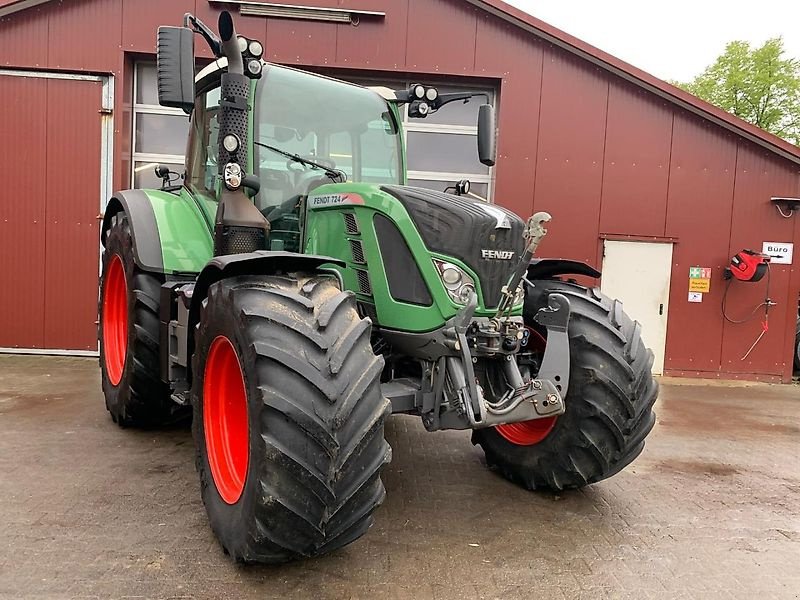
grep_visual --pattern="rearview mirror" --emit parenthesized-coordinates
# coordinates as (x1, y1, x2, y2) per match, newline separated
(156, 26, 195, 113)
(477, 104, 496, 167)
(273, 126, 296, 143)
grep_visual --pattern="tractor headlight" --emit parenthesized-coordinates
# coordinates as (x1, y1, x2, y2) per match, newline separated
(433, 259, 476, 305)
(249, 40, 263, 58)
(441, 265, 462, 286)
(222, 134, 240, 154)
(223, 162, 242, 190)
(458, 284, 476, 304)
(247, 59, 262, 76)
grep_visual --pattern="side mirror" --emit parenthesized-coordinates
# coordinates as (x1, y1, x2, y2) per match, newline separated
(477, 104, 496, 167)
(156, 26, 195, 112)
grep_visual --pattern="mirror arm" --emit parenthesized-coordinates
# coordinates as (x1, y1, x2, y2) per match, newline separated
(388, 90, 490, 107)
(434, 91, 490, 109)
(183, 13, 222, 58)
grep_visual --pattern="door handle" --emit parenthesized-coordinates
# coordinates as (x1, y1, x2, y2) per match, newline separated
(659, 303, 664, 316)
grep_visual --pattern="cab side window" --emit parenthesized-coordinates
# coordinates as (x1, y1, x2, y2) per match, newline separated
(187, 87, 221, 198)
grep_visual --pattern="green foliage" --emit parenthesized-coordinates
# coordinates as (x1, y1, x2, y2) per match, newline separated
(677, 38, 800, 144)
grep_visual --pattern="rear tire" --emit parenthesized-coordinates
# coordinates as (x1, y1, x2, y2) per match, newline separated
(99, 213, 173, 427)
(472, 280, 658, 491)
(192, 273, 391, 563)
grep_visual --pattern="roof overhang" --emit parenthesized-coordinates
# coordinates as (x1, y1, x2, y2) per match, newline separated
(468, 0, 800, 167)
(0, 0, 50, 18)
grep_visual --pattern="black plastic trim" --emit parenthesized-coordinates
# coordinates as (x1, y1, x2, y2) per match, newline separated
(190, 251, 345, 319)
(101, 190, 164, 272)
(159, 276, 196, 383)
(527, 259, 601, 281)
(373, 213, 433, 306)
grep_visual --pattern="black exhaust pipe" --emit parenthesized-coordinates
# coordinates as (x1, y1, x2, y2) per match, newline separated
(218, 11, 243, 75)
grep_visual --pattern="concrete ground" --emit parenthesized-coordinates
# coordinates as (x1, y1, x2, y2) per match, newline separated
(0, 356, 799, 600)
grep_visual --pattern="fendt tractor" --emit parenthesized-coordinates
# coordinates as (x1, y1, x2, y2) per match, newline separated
(98, 12, 658, 563)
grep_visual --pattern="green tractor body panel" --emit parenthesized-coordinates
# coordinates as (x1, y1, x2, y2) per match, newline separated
(304, 182, 521, 332)
(146, 187, 213, 274)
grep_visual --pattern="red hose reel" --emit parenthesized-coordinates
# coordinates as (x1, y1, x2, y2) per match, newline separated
(724, 249, 771, 282)
(722, 249, 776, 360)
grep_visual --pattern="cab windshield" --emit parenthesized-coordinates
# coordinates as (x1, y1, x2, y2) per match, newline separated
(254, 65, 403, 212)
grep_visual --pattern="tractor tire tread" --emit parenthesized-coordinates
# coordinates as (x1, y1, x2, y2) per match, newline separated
(472, 280, 658, 492)
(193, 274, 391, 564)
(100, 212, 173, 428)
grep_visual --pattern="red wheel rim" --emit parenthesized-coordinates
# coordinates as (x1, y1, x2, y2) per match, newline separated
(102, 255, 128, 386)
(495, 328, 558, 446)
(203, 336, 249, 505)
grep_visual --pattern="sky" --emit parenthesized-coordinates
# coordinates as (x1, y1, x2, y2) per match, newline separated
(505, 0, 800, 83)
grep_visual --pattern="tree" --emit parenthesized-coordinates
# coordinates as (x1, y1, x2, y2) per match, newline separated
(677, 38, 800, 145)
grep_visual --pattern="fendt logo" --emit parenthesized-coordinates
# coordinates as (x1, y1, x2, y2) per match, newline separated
(481, 249, 515, 260)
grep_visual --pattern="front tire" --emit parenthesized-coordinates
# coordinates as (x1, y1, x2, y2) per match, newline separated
(192, 274, 391, 563)
(472, 281, 658, 491)
(99, 213, 172, 427)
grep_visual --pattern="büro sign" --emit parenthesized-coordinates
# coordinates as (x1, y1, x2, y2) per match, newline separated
(762, 241, 793, 265)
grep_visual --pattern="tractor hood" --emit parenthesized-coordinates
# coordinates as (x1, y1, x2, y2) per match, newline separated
(380, 185, 525, 309)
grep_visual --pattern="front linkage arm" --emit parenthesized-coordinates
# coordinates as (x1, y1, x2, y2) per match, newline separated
(410, 293, 569, 432)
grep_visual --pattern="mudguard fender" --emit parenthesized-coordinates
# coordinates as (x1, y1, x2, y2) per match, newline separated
(101, 190, 165, 272)
(189, 251, 346, 319)
(102, 189, 214, 274)
(527, 258, 601, 281)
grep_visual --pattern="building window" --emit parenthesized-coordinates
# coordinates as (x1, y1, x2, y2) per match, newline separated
(131, 64, 494, 199)
(132, 63, 190, 189)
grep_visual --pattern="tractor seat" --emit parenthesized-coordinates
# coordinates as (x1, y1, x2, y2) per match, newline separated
(304, 173, 337, 195)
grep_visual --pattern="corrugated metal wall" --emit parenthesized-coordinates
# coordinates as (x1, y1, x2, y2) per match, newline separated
(1, 0, 799, 379)
(0, 73, 102, 350)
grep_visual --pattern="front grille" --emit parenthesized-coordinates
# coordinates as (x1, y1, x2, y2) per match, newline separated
(355, 269, 372, 295)
(373, 213, 432, 306)
(215, 225, 265, 255)
(350, 239, 366, 264)
(343, 212, 360, 235)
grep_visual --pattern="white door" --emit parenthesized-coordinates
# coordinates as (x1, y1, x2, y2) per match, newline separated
(600, 241, 673, 375)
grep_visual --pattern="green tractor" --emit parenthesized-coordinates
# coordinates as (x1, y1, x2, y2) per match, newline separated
(98, 12, 657, 563)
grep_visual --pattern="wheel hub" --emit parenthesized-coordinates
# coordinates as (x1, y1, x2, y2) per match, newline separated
(102, 255, 128, 386)
(203, 336, 249, 504)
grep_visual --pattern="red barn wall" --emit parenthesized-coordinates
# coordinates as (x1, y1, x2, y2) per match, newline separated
(1, 0, 799, 379)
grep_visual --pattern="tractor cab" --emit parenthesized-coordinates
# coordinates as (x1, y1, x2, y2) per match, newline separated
(157, 13, 496, 254)
(188, 60, 406, 253)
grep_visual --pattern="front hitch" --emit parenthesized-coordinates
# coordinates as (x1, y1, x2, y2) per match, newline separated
(431, 291, 570, 431)
(471, 292, 570, 429)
